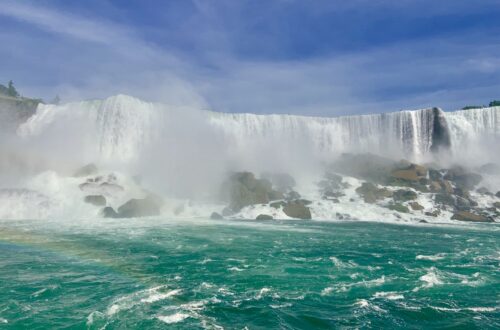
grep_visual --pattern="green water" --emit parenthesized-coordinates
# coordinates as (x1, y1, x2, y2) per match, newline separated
(0, 218, 499, 329)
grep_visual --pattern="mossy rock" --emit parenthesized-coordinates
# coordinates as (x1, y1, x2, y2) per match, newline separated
(387, 203, 410, 213)
(356, 182, 392, 204)
(410, 202, 424, 211)
(393, 189, 418, 202)
(425, 210, 441, 217)
(451, 211, 492, 223)
(283, 200, 312, 219)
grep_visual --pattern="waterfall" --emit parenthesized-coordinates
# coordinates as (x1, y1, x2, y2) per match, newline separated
(15, 94, 500, 164)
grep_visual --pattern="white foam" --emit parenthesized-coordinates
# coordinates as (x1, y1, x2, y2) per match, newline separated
(373, 291, 404, 300)
(157, 313, 190, 324)
(415, 254, 446, 261)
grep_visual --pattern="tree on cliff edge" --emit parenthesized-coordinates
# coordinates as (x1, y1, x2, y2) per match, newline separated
(7, 80, 19, 97)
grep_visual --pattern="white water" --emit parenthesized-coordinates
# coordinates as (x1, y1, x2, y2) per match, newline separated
(1, 94, 499, 220)
(16, 95, 499, 164)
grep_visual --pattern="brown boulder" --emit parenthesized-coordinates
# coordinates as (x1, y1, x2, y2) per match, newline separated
(283, 200, 312, 219)
(410, 202, 424, 211)
(451, 211, 492, 223)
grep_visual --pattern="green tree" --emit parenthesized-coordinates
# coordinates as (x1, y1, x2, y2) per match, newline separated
(7, 80, 19, 97)
(488, 100, 500, 107)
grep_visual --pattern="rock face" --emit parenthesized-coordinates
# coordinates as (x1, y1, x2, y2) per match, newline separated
(356, 182, 392, 203)
(283, 200, 312, 219)
(84, 195, 106, 206)
(116, 195, 161, 218)
(410, 202, 424, 211)
(221, 172, 285, 212)
(444, 167, 482, 190)
(74, 163, 98, 177)
(429, 107, 451, 153)
(393, 189, 418, 202)
(256, 214, 273, 220)
(387, 203, 410, 213)
(210, 212, 223, 220)
(101, 206, 119, 218)
(451, 211, 492, 223)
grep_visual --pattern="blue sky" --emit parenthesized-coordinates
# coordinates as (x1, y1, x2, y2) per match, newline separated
(1, 0, 500, 116)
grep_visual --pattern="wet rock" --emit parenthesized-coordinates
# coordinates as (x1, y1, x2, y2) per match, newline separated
(283, 200, 312, 219)
(451, 211, 492, 223)
(477, 187, 490, 195)
(410, 202, 424, 211)
(425, 210, 441, 217)
(222, 207, 234, 216)
(84, 195, 106, 207)
(210, 212, 223, 220)
(256, 214, 273, 220)
(429, 169, 443, 181)
(496, 191, 500, 198)
(101, 206, 119, 218)
(222, 172, 284, 212)
(434, 193, 455, 208)
(270, 201, 286, 209)
(454, 196, 471, 211)
(430, 181, 442, 192)
(390, 169, 420, 181)
(387, 203, 410, 213)
(73, 163, 98, 177)
(444, 166, 482, 190)
(493, 202, 500, 209)
(117, 195, 161, 218)
(356, 182, 392, 204)
(99, 182, 125, 194)
(440, 180, 454, 194)
(419, 219, 428, 223)
(453, 187, 470, 199)
(393, 189, 418, 202)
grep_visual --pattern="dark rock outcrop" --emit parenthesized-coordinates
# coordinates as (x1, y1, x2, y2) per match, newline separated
(387, 203, 410, 213)
(84, 195, 106, 207)
(117, 195, 161, 218)
(451, 211, 492, 223)
(444, 167, 482, 190)
(283, 200, 312, 219)
(221, 172, 284, 212)
(410, 202, 424, 211)
(356, 182, 392, 203)
(256, 214, 273, 220)
(429, 107, 451, 153)
(101, 206, 119, 218)
(393, 189, 418, 202)
(210, 212, 223, 220)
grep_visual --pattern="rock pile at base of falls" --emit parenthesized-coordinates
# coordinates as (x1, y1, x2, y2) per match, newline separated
(73, 163, 163, 219)
(216, 171, 312, 220)
(330, 153, 498, 222)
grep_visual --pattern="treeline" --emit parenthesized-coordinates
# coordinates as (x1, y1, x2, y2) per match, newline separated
(462, 100, 500, 110)
(0, 80, 59, 104)
(0, 80, 20, 98)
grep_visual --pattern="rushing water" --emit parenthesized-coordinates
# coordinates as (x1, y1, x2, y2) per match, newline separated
(0, 219, 499, 329)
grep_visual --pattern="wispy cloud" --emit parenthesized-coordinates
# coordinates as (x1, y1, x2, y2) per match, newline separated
(1, 0, 499, 116)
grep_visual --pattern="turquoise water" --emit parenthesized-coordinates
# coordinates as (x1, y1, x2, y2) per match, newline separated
(0, 218, 499, 329)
